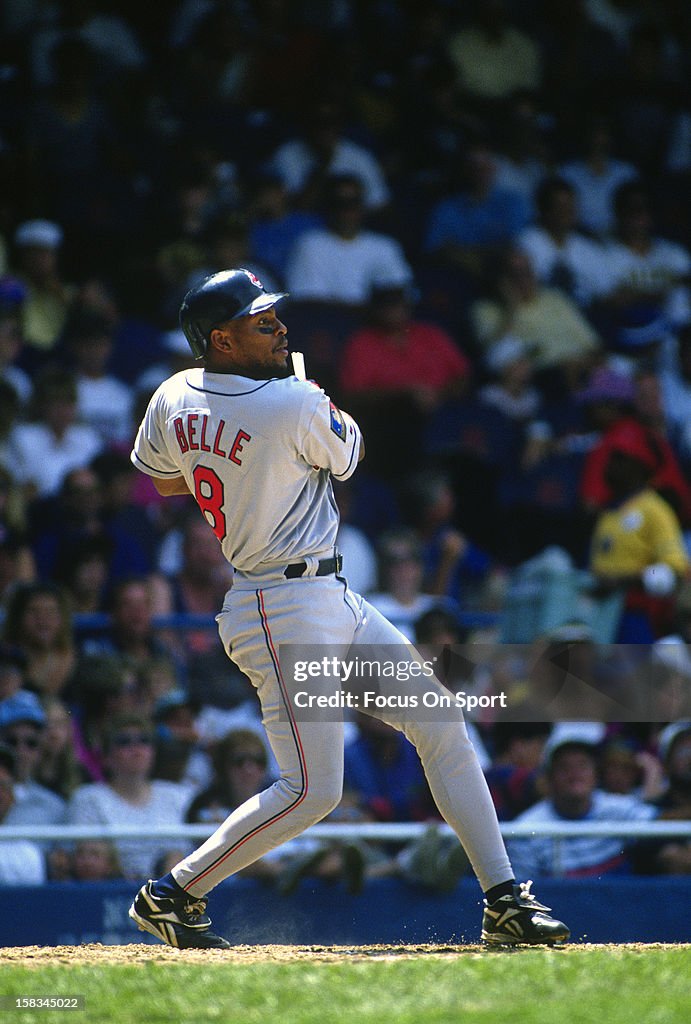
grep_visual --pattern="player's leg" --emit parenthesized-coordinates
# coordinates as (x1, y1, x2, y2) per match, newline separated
(348, 596, 570, 945)
(349, 597, 511, 889)
(170, 581, 350, 889)
(130, 578, 348, 947)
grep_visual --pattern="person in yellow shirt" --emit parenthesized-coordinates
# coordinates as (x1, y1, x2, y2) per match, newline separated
(471, 247, 600, 377)
(590, 426, 689, 642)
(13, 220, 76, 359)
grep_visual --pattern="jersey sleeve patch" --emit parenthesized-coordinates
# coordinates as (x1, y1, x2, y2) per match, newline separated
(329, 401, 347, 442)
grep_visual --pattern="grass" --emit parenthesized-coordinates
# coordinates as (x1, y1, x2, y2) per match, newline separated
(0, 947, 689, 1024)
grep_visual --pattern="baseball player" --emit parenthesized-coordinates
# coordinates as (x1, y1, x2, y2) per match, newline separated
(128, 268, 569, 949)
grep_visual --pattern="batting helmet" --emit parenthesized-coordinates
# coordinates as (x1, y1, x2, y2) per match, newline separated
(179, 269, 288, 358)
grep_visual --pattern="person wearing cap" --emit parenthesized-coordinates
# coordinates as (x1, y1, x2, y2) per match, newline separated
(0, 741, 47, 884)
(13, 219, 76, 355)
(589, 423, 689, 642)
(508, 734, 656, 879)
(0, 689, 66, 826)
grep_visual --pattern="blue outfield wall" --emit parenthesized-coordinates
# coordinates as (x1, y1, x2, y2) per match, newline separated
(2, 877, 690, 947)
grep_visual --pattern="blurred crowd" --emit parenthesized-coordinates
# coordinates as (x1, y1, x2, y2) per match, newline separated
(1, 0, 691, 887)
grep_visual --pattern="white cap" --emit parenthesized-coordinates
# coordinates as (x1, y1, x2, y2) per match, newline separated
(542, 721, 607, 768)
(14, 219, 63, 249)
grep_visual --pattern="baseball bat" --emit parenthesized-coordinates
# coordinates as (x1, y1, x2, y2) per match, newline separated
(292, 351, 306, 381)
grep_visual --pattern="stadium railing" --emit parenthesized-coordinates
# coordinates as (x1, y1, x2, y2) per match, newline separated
(3, 822, 690, 878)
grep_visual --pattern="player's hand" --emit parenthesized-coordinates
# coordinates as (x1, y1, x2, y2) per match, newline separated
(635, 750, 666, 802)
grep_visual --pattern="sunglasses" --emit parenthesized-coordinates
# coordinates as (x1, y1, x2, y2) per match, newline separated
(229, 754, 265, 769)
(112, 733, 153, 748)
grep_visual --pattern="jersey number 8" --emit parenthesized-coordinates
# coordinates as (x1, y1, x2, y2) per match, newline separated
(193, 465, 227, 540)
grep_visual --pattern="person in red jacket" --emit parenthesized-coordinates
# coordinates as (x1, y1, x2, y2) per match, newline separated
(581, 415, 691, 527)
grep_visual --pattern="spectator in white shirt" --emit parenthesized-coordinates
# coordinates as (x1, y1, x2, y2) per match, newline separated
(6, 367, 103, 501)
(519, 176, 609, 310)
(267, 100, 390, 212)
(508, 736, 656, 879)
(65, 309, 133, 446)
(601, 181, 691, 333)
(285, 175, 412, 306)
(560, 117, 638, 238)
(368, 529, 442, 641)
(67, 713, 193, 880)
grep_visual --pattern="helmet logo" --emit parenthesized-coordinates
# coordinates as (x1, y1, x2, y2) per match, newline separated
(243, 270, 264, 289)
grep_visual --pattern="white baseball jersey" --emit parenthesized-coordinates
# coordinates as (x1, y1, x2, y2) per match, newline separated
(131, 369, 361, 572)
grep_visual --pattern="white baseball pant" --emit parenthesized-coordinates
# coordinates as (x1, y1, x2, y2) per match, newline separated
(172, 573, 513, 896)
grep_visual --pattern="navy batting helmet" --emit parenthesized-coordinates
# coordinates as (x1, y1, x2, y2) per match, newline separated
(179, 269, 288, 358)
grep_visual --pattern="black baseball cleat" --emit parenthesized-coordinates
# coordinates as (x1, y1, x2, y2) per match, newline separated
(481, 880, 570, 947)
(129, 881, 231, 949)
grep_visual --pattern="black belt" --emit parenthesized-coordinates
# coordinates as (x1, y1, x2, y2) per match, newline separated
(284, 554, 343, 579)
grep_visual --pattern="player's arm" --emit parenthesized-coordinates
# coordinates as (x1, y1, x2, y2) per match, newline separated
(298, 389, 364, 477)
(335, 404, 364, 460)
(153, 476, 192, 496)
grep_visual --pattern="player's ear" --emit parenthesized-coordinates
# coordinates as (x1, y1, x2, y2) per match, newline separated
(209, 326, 233, 353)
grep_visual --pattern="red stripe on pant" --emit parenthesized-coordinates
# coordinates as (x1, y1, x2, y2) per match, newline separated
(182, 588, 309, 890)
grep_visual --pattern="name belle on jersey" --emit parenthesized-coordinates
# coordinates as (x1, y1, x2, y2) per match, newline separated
(173, 412, 251, 466)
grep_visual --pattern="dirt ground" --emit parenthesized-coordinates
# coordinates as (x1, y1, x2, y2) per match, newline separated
(0, 943, 687, 966)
